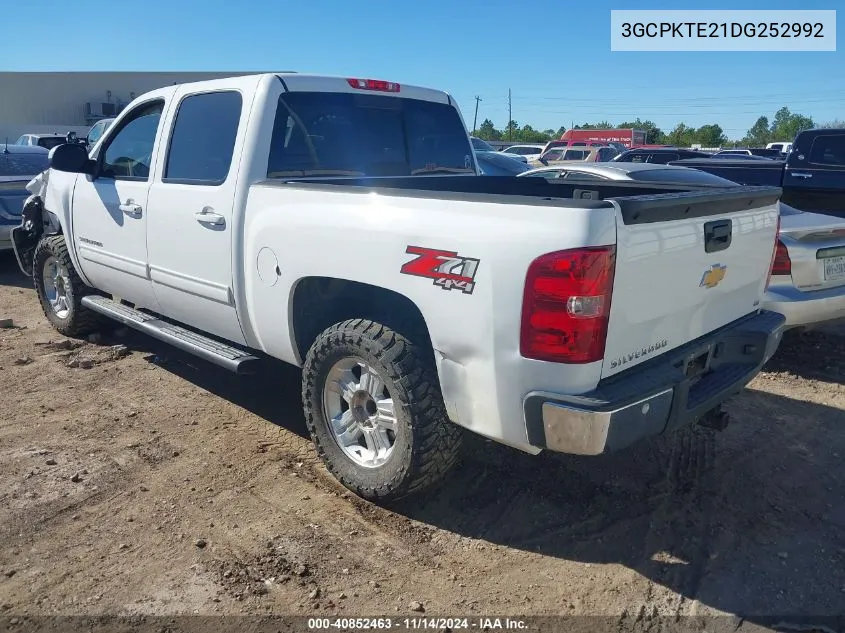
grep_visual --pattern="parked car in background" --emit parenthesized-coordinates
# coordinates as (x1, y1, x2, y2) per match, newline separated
(475, 149, 531, 175)
(673, 128, 845, 218)
(15, 134, 70, 151)
(613, 147, 712, 164)
(709, 154, 775, 160)
(767, 141, 793, 154)
(518, 162, 739, 187)
(470, 137, 526, 162)
(715, 148, 781, 159)
(766, 203, 845, 329)
(86, 118, 115, 149)
(0, 144, 49, 251)
(520, 162, 845, 329)
(501, 144, 544, 162)
(532, 145, 619, 166)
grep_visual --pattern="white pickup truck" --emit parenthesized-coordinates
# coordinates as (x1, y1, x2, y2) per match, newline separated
(13, 73, 786, 501)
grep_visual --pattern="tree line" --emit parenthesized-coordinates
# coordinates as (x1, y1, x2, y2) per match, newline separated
(473, 107, 844, 147)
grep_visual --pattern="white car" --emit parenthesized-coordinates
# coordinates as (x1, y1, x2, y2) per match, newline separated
(519, 162, 845, 329)
(767, 141, 793, 154)
(15, 134, 69, 151)
(14, 73, 785, 501)
(502, 144, 544, 162)
(470, 137, 526, 162)
(767, 205, 845, 329)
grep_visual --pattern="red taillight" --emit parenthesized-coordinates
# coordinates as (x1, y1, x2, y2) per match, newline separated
(347, 78, 400, 92)
(772, 240, 791, 276)
(765, 215, 783, 290)
(520, 246, 616, 364)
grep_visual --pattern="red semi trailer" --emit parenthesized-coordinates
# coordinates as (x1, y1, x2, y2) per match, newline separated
(559, 128, 648, 148)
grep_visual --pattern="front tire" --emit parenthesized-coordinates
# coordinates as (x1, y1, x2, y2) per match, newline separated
(302, 319, 462, 501)
(33, 235, 99, 337)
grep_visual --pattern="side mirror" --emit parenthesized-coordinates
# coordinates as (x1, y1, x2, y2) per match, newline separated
(48, 143, 94, 174)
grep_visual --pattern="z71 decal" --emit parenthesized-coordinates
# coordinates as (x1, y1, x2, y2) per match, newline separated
(400, 246, 480, 295)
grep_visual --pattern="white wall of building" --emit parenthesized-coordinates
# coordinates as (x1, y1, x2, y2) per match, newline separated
(0, 71, 273, 141)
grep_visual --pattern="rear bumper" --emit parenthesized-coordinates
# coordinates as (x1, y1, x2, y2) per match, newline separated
(523, 310, 786, 455)
(764, 282, 845, 328)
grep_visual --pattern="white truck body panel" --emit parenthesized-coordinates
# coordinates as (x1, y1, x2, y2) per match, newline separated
(28, 72, 786, 460)
(604, 200, 778, 378)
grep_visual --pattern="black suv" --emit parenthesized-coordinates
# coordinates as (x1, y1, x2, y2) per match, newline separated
(612, 148, 712, 164)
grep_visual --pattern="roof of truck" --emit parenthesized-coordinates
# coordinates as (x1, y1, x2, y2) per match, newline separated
(133, 72, 455, 106)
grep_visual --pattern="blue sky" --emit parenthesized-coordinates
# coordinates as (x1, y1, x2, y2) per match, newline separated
(2, 0, 842, 139)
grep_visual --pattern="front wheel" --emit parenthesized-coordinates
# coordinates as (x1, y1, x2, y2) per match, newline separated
(33, 235, 100, 337)
(302, 319, 462, 501)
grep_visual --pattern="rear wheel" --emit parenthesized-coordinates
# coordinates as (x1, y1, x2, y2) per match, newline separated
(302, 319, 462, 501)
(33, 235, 99, 337)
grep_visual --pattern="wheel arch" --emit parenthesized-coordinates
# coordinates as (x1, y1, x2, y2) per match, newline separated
(289, 276, 435, 366)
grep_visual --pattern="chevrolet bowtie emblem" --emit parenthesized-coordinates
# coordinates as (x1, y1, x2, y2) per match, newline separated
(700, 264, 727, 289)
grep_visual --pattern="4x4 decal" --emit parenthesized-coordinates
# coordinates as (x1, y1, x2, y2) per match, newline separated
(400, 246, 480, 295)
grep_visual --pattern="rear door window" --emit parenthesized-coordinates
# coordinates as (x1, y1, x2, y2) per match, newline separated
(597, 148, 617, 161)
(267, 92, 474, 177)
(808, 134, 845, 168)
(164, 90, 243, 184)
(647, 152, 679, 164)
(563, 149, 589, 160)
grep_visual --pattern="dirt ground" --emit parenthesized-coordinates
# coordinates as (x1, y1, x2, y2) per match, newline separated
(0, 249, 843, 632)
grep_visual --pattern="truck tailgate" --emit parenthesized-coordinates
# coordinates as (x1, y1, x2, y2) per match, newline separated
(602, 186, 781, 379)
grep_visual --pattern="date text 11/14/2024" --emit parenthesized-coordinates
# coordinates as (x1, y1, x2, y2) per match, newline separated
(307, 617, 529, 630)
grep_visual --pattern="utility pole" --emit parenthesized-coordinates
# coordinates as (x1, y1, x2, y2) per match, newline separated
(472, 96, 482, 133)
(508, 88, 512, 141)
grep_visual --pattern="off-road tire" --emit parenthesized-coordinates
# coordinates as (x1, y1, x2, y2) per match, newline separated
(302, 319, 462, 501)
(33, 235, 100, 337)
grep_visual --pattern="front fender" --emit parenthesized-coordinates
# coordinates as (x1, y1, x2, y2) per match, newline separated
(11, 194, 46, 276)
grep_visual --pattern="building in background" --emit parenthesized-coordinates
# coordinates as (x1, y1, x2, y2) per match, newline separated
(0, 71, 275, 142)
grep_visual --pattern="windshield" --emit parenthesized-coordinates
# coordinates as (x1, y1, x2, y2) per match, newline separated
(630, 168, 738, 186)
(0, 152, 50, 179)
(471, 137, 496, 152)
(267, 92, 475, 178)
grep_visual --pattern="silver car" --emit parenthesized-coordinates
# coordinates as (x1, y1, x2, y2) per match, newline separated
(519, 162, 845, 329)
(0, 145, 50, 251)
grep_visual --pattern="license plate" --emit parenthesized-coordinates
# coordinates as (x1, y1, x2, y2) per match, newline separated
(823, 255, 845, 281)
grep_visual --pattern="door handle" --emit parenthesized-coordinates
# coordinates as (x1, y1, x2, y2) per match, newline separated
(119, 200, 142, 217)
(704, 219, 733, 253)
(194, 207, 225, 226)
(790, 172, 813, 179)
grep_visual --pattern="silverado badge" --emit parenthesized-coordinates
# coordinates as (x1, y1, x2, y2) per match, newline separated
(700, 264, 727, 289)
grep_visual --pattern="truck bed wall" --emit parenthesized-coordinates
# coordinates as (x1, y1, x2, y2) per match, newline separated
(283, 175, 709, 202)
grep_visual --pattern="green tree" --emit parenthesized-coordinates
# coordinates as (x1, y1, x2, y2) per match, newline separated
(503, 119, 519, 141)
(742, 116, 770, 146)
(770, 107, 814, 142)
(695, 124, 727, 147)
(574, 121, 613, 130)
(514, 124, 551, 143)
(475, 118, 501, 141)
(555, 126, 567, 138)
(666, 123, 694, 147)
